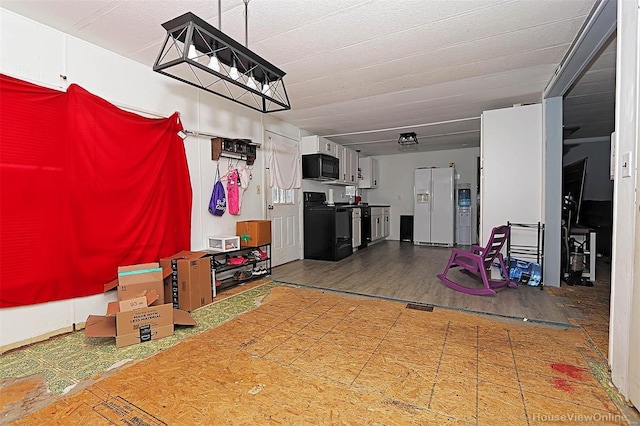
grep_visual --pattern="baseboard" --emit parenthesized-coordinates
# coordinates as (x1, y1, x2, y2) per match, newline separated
(0, 326, 74, 354)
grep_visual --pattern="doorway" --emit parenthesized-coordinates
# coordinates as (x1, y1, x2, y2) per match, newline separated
(267, 185, 300, 266)
(264, 131, 302, 267)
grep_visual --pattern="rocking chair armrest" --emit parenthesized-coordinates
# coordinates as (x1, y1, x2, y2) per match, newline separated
(471, 245, 485, 254)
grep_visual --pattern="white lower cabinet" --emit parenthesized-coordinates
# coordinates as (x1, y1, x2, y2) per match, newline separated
(351, 208, 361, 250)
(382, 207, 390, 238)
(370, 206, 389, 243)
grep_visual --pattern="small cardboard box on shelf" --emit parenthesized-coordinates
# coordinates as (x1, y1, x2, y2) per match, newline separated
(236, 220, 271, 248)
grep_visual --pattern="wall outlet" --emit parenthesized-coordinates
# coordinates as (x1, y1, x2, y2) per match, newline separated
(256, 185, 261, 194)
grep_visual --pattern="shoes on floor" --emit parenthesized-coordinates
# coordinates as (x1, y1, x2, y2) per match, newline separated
(233, 270, 252, 280)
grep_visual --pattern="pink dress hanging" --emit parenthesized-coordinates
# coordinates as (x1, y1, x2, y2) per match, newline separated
(227, 168, 240, 215)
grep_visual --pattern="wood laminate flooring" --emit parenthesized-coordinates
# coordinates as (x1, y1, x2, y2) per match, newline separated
(272, 240, 575, 325)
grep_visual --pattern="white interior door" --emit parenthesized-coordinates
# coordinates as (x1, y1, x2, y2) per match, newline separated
(267, 186, 300, 267)
(265, 131, 302, 267)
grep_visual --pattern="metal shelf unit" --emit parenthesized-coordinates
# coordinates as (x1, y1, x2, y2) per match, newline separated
(506, 222, 545, 289)
(206, 243, 271, 291)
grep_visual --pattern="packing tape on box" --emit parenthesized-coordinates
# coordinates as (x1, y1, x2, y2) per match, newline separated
(118, 267, 163, 277)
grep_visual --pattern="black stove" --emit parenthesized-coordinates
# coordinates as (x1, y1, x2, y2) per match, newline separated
(303, 192, 352, 261)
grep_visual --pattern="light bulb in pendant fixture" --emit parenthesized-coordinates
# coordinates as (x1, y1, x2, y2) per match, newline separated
(187, 45, 198, 60)
(246, 69, 257, 90)
(261, 78, 271, 97)
(229, 58, 240, 80)
(207, 54, 220, 72)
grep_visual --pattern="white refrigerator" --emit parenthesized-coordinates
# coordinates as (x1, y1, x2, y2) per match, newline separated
(413, 167, 455, 246)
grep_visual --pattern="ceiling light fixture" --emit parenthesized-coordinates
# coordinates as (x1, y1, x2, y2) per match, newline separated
(398, 132, 419, 145)
(398, 132, 419, 151)
(153, 1, 290, 113)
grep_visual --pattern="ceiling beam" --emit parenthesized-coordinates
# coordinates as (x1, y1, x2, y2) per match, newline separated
(322, 116, 479, 138)
(543, 0, 616, 99)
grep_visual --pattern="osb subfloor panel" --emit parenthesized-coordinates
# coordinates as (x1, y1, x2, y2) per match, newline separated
(10, 285, 631, 425)
(546, 259, 612, 358)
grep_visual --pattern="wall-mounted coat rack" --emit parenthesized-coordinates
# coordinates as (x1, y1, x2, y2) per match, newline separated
(211, 137, 258, 165)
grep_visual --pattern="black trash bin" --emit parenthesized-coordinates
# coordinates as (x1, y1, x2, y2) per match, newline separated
(400, 215, 413, 242)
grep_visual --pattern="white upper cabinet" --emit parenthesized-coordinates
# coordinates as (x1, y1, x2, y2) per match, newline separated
(301, 136, 359, 186)
(301, 135, 338, 158)
(347, 148, 358, 184)
(359, 157, 379, 188)
(336, 146, 358, 185)
(337, 144, 348, 183)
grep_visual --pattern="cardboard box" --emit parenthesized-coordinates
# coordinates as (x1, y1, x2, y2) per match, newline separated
(159, 251, 214, 312)
(104, 262, 165, 305)
(84, 290, 196, 348)
(236, 220, 271, 248)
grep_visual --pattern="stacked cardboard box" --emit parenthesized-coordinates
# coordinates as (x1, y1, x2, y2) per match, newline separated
(159, 251, 215, 311)
(85, 262, 196, 348)
(236, 220, 271, 248)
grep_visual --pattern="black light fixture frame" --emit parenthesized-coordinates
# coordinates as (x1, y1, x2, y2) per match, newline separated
(153, 12, 290, 113)
(398, 132, 419, 145)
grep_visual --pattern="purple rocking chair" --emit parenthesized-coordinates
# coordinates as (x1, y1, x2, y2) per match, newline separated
(437, 225, 517, 296)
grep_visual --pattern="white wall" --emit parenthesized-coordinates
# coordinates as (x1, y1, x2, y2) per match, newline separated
(0, 9, 299, 350)
(363, 148, 480, 243)
(301, 180, 353, 204)
(563, 141, 614, 201)
(609, 0, 639, 405)
(481, 104, 544, 278)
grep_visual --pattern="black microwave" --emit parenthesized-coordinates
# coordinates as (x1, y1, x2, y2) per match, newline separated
(302, 153, 340, 180)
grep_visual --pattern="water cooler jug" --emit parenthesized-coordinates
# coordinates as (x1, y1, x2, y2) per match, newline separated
(456, 185, 472, 245)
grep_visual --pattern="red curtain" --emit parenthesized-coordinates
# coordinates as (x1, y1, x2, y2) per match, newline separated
(0, 74, 192, 307)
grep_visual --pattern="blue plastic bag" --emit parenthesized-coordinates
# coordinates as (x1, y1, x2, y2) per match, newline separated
(506, 258, 542, 286)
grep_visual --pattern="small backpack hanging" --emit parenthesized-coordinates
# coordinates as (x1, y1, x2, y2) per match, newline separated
(209, 164, 226, 216)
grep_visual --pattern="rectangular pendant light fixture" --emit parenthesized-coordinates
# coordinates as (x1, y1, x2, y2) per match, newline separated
(398, 132, 419, 145)
(398, 132, 419, 151)
(153, 12, 290, 113)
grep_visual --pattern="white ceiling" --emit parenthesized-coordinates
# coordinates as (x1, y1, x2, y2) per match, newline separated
(2, 0, 614, 156)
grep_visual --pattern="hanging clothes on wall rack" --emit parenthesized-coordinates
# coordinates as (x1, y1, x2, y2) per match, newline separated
(227, 167, 241, 215)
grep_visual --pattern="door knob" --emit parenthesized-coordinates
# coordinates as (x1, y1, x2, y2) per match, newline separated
(267, 205, 274, 210)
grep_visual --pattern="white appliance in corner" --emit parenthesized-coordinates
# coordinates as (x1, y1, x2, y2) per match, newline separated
(413, 167, 455, 246)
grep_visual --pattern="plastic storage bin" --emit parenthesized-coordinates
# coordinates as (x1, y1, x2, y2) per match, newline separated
(207, 236, 240, 252)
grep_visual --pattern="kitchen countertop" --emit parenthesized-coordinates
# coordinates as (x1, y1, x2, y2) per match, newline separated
(332, 203, 390, 208)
